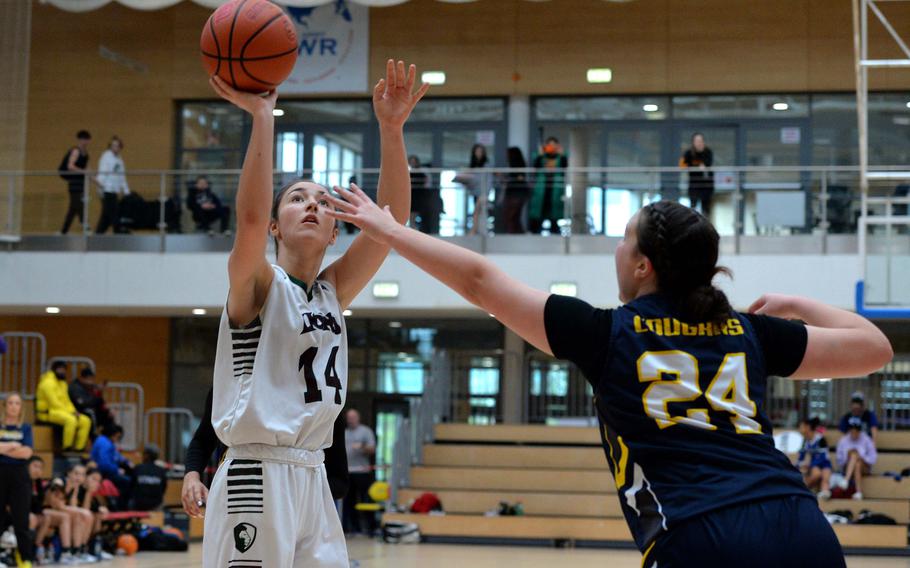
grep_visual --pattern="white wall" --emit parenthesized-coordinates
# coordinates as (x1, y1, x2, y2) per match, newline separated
(0, 251, 863, 315)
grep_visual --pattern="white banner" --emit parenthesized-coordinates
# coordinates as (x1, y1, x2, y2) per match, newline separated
(280, 1, 368, 94)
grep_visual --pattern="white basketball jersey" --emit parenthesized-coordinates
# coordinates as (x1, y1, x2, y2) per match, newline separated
(212, 265, 347, 450)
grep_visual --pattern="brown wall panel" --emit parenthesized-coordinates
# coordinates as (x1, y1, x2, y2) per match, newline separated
(0, 315, 171, 409)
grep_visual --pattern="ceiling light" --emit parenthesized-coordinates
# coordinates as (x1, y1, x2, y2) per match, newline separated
(906, 101, 910, 109)
(45, 307, 60, 314)
(342, 309, 352, 317)
(388, 321, 402, 328)
(642, 104, 659, 112)
(586, 68, 612, 84)
(772, 102, 789, 111)
(421, 71, 446, 85)
(272, 109, 285, 117)
(192, 308, 207, 316)
(372, 281, 399, 299)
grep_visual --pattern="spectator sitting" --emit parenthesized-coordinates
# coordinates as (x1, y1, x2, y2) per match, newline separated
(79, 468, 113, 560)
(36, 362, 92, 451)
(187, 176, 231, 235)
(0, 393, 35, 566)
(89, 424, 132, 510)
(838, 391, 878, 443)
(68, 367, 115, 435)
(131, 444, 167, 511)
(28, 455, 73, 566)
(836, 417, 877, 501)
(60, 464, 98, 563)
(796, 417, 832, 499)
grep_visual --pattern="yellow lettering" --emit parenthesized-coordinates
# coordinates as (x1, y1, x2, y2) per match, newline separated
(727, 318, 744, 336)
(682, 323, 698, 336)
(664, 318, 681, 336)
(634, 316, 648, 334)
(697, 322, 713, 336)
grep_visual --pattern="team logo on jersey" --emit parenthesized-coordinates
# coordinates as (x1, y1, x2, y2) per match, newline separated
(233, 522, 257, 553)
(300, 311, 342, 335)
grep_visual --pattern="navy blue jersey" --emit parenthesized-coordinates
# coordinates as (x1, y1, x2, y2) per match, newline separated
(545, 293, 813, 552)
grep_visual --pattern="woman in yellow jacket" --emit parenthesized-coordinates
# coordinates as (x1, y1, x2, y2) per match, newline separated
(35, 362, 91, 451)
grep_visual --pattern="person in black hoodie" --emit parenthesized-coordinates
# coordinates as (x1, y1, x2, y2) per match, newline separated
(181, 388, 349, 518)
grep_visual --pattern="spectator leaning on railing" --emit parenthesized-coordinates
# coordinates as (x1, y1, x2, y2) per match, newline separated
(0, 393, 36, 567)
(36, 362, 92, 452)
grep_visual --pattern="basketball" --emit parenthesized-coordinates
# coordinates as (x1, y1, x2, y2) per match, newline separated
(200, 0, 298, 93)
(116, 534, 139, 556)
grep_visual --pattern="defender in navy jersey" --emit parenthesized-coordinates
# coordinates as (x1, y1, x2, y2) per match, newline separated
(327, 197, 894, 568)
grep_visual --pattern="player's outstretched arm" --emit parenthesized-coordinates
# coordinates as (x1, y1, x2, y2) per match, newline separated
(324, 186, 554, 354)
(210, 76, 276, 326)
(322, 60, 429, 309)
(749, 294, 893, 379)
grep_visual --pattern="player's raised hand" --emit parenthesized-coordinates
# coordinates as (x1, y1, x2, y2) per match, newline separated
(748, 293, 799, 319)
(324, 183, 401, 245)
(209, 75, 277, 117)
(372, 59, 430, 129)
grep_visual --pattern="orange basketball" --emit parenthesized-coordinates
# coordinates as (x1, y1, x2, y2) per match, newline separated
(116, 533, 139, 556)
(200, 0, 298, 93)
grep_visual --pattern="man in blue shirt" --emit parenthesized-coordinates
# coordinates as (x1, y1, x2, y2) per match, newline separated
(89, 424, 132, 510)
(838, 392, 879, 444)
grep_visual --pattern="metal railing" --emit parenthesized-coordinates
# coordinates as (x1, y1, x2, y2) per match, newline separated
(3, 165, 910, 251)
(0, 332, 46, 396)
(144, 407, 195, 465)
(103, 381, 145, 452)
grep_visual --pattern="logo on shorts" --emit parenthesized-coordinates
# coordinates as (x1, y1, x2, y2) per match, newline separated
(233, 522, 257, 553)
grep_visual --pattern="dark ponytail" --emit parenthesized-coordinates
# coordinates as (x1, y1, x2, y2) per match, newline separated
(636, 201, 732, 325)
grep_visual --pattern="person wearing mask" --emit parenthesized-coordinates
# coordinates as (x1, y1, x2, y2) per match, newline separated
(59, 130, 92, 235)
(0, 394, 35, 567)
(342, 409, 376, 535)
(68, 367, 115, 436)
(131, 444, 167, 511)
(187, 175, 231, 235)
(89, 424, 132, 509)
(501, 146, 531, 234)
(838, 391, 879, 444)
(36, 362, 92, 452)
(94, 135, 130, 234)
(530, 137, 568, 235)
(680, 133, 715, 217)
(181, 388, 349, 519)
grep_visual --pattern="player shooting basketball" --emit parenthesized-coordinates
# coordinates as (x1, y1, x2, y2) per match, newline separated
(202, 60, 427, 568)
(323, 194, 893, 567)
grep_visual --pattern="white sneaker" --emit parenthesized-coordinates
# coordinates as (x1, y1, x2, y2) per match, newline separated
(79, 553, 99, 563)
(852, 491, 864, 500)
(0, 529, 16, 549)
(817, 489, 831, 500)
(97, 551, 113, 561)
(58, 553, 80, 566)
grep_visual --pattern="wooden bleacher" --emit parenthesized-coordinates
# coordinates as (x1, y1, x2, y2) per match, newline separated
(383, 424, 910, 552)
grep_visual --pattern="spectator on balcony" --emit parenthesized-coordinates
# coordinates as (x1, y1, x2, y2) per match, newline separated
(408, 155, 440, 234)
(59, 130, 92, 235)
(36, 362, 92, 452)
(464, 144, 489, 235)
(530, 137, 568, 235)
(69, 367, 115, 436)
(500, 146, 531, 234)
(131, 444, 167, 511)
(836, 417, 877, 500)
(94, 135, 130, 234)
(796, 417, 832, 499)
(680, 132, 715, 217)
(342, 408, 376, 535)
(89, 424, 132, 510)
(838, 391, 878, 444)
(187, 175, 231, 235)
(0, 393, 35, 566)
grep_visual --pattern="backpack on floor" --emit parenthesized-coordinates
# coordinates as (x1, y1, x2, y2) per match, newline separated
(382, 521, 421, 544)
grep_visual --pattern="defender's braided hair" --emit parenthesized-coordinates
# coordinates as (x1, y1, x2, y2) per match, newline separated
(636, 201, 732, 325)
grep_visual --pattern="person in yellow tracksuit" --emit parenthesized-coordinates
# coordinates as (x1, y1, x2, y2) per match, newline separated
(35, 362, 91, 451)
